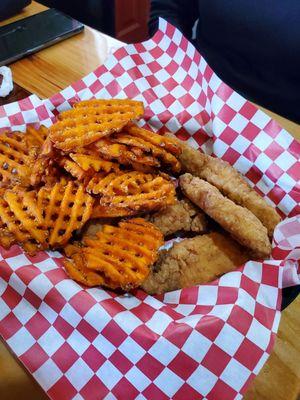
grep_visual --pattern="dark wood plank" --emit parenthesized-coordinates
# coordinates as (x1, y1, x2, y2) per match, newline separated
(0, 82, 31, 107)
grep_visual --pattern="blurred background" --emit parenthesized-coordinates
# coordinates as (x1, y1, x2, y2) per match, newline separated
(40, 0, 150, 43)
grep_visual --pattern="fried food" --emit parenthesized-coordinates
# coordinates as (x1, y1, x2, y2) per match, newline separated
(87, 171, 153, 196)
(73, 98, 144, 114)
(91, 203, 135, 218)
(30, 137, 55, 186)
(69, 153, 120, 173)
(64, 243, 106, 287)
(100, 175, 176, 212)
(0, 188, 48, 254)
(49, 99, 144, 151)
(91, 139, 161, 167)
(142, 232, 250, 294)
(86, 172, 120, 195)
(58, 157, 88, 181)
(168, 134, 281, 236)
(0, 131, 34, 187)
(148, 198, 207, 236)
(112, 128, 181, 173)
(125, 124, 181, 156)
(86, 171, 176, 214)
(23, 125, 48, 147)
(64, 218, 163, 289)
(38, 180, 94, 247)
(180, 173, 271, 258)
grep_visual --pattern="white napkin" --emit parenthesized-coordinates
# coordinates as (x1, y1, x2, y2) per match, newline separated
(0, 66, 13, 97)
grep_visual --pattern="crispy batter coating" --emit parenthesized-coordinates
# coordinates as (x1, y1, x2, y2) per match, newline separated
(148, 198, 207, 236)
(168, 134, 281, 236)
(180, 173, 271, 258)
(142, 232, 250, 294)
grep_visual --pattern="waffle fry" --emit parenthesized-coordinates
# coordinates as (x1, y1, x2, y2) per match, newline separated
(124, 124, 181, 156)
(70, 153, 120, 174)
(50, 99, 144, 151)
(91, 204, 135, 218)
(0, 131, 33, 187)
(0, 188, 48, 253)
(60, 101, 144, 120)
(58, 157, 89, 182)
(64, 244, 109, 287)
(91, 139, 160, 167)
(100, 176, 176, 212)
(23, 125, 48, 147)
(38, 180, 94, 247)
(87, 171, 154, 197)
(111, 132, 181, 173)
(86, 172, 120, 195)
(30, 137, 55, 186)
(65, 218, 163, 289)
(73, 98, 144, 114)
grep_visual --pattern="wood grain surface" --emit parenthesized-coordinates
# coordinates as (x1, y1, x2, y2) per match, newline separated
(0, 2, 299, 400)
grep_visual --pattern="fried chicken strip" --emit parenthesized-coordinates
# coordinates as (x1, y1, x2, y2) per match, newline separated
(142, 232, 249, 294)
(167, 134, 281, 236)
(180, 173, 271, 258)
(148, 198, 207, 236)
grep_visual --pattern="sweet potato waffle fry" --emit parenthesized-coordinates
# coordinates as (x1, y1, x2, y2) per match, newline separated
(91, 139, 161, 167)
(64, 244, 107, 287)
(30, 137, 55, 186)
(49, 99, 144, 151)
(0, 131, 35, 187)
(64, 218, 163, 289)
(100, 176, 176, 212)
(58, 157, 89, 182)
(37, 180, 94, 247)
(69, 153, 120, 174)
(124, 124, 181, 156)
(0, 188, 48, 254)
(73, 98, 144, 114)
(112, 130, 181, 173)
(87, 171, 153, 196)
(23, 125, 48, 148)
(91, 204, 135, 218)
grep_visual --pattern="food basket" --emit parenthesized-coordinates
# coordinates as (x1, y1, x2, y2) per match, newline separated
(0, 19, 299, 400)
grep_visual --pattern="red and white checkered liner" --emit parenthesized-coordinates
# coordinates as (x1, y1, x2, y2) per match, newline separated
(0, 94, 54, 132)
(0, 19, 299, 400)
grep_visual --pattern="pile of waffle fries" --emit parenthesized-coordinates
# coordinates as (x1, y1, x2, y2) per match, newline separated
(0, 99, 182, 290)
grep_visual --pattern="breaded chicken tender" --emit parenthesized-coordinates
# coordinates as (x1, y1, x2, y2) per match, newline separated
(148, 198, 207, 236)
(180, 173, 271, 258)
(142, 232, 249, 294)
(167, 134, 281, 236)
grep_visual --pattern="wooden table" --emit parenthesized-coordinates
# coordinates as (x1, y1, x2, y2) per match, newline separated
(0, 2, 299, 400)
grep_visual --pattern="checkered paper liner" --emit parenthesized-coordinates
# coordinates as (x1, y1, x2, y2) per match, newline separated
(0, 19, 300, 400)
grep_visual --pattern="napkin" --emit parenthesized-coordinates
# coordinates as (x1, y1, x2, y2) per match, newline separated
(0, 66, 13, 97)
